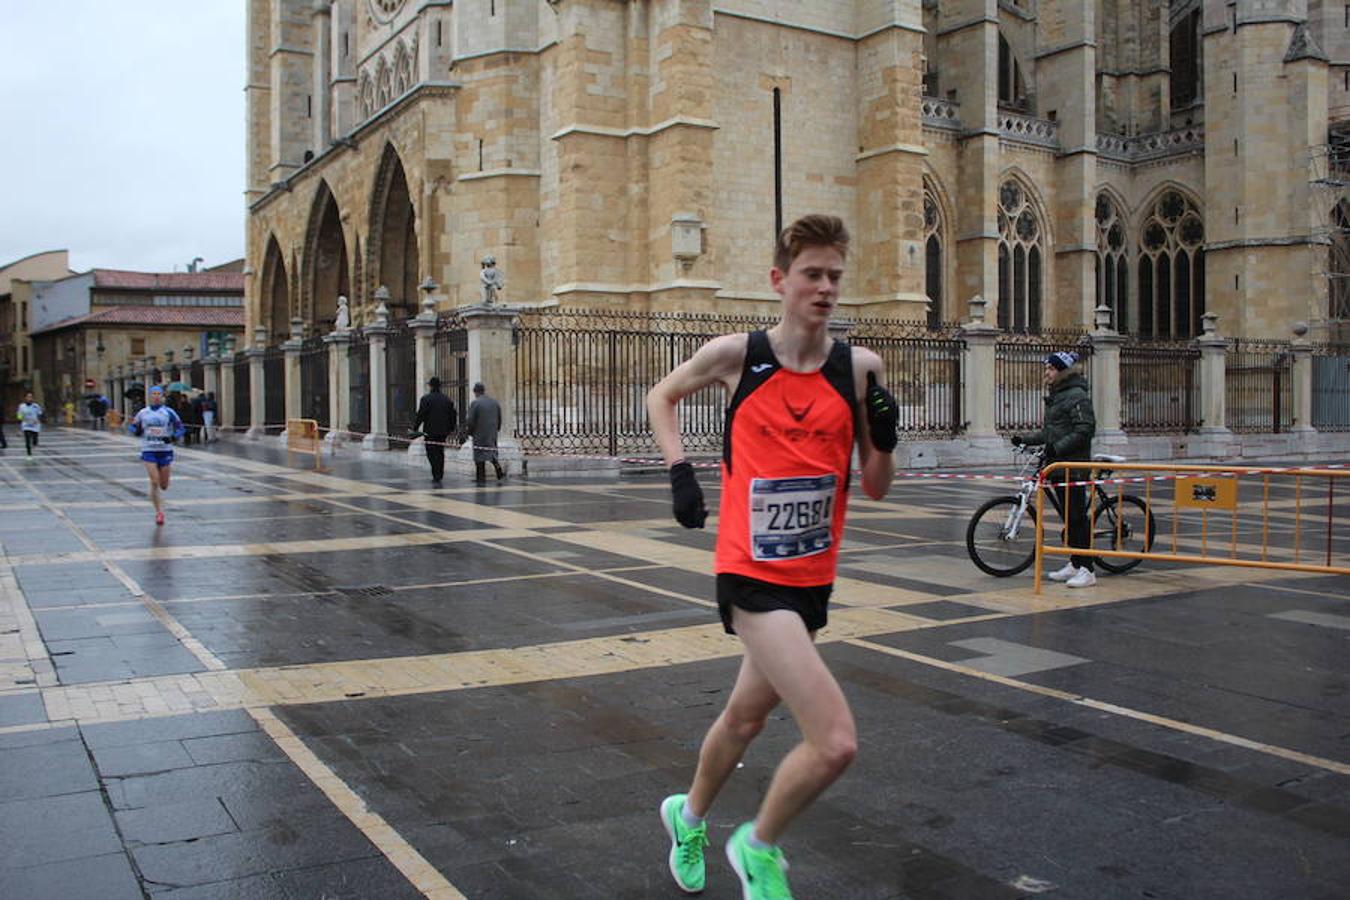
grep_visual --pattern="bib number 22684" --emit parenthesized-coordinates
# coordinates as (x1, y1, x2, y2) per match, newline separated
(749, 474, 836, 561)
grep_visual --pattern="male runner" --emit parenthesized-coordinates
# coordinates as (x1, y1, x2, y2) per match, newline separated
(647, 214, 898, 899)
(128, 386, 185, 525)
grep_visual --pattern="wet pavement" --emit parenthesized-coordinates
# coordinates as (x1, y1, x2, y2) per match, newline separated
(1, 429, 1347, 899)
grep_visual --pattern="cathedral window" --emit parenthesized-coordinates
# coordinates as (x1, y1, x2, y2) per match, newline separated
(997, 179, 1044, 333)
(1330, 201, 1350, 324)
(1169, 10, 1203, 108)
(923, 182, 945, 329)
(1095, 192, 1130, 332)
(998, 34, 1028, 111)
(1136, 190, 1205, 339)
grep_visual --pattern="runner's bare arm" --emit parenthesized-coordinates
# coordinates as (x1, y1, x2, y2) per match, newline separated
(851, 346, 896, 500)
(647, 333, 748, 466)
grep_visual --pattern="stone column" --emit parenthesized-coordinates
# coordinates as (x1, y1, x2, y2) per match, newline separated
(460, 304, 521, 464)
(1088, 304, 1127, 451)
(959, 296, 1000, 449)
(219, 335, 237, 431)
(362, 305, 391, 451)
(1195, 312, 1233, 454)
(144, 355, 157, 391)
(324, 329, 351, 448)
(283, 317, 304, 432)
(246, 326, 268, 440)
(1289, 322, 1315, 436)
(113, 366, 126, 417)
(408, 295, 438, 462)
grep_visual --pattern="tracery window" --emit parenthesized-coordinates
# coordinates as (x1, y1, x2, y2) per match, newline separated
(997, 179, 1044, 333)
(1330, 201, 1350, 324)
(1095, 192, 1130, 332)
(923, 184, 944, 329)
(1136, 190, 1205, 339)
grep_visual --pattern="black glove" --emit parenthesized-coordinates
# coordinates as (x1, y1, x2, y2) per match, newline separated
(1010, 434, 1025, 447)
(864, 371, 899, 453)
(669, 461, 708, 529)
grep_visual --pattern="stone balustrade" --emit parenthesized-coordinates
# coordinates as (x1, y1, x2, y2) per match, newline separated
(1097, 126, 1205, 163)
(921, 96, 961, 130)
(997, 111, 1059, 148)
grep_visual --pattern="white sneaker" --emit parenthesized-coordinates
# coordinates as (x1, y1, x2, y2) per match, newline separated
(1047, 562, 1079, 582)
(1066, 568, 1097, 588)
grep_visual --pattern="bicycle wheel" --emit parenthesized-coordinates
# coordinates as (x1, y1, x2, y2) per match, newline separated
(966, 496, 1038, 577)
(1094, 494, 1156, 574)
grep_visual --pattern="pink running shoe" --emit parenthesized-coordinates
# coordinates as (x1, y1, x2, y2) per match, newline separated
(155, 511, 165, 526)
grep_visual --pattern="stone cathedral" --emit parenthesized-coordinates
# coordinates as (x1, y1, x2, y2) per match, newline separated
(246, 0, 1349, 343)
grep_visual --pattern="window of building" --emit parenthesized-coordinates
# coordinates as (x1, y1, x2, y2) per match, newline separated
(21, 345, 28, 372)
(998, 33, 1028, 110)
(131, 337, 146, 356)
(1137, 190, 1205, 339)
(997, 179, 1044, 333)
(1170, 10, 1203, 108)
(20, 302, 26, 331)
(1095, 193, 1130, 332)
(1330, 201, 1350, 324)
(924, 184, 944, 329)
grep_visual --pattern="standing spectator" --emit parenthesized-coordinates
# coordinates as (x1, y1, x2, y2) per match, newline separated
(1011, 350, 1098, 588)
(17, 392, 43, 457)
(414, 376, 457, 485)
(87, 394, 109, 430)
(464, 381, 505, 483)
(200, 392, 218, 442)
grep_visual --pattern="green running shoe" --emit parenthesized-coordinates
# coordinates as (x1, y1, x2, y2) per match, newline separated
(660, 793, 708, 893)
(726, 822, 792, 900)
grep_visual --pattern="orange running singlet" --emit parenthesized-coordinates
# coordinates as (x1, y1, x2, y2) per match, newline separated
(714, 331, 856, 587)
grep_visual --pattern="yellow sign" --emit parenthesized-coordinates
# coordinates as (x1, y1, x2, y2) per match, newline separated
(1175, 476, 1237, 510)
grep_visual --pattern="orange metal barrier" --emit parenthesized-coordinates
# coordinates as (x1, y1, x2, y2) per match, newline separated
(1035, 461, 1349, 593)
(286, 418, 325, 472)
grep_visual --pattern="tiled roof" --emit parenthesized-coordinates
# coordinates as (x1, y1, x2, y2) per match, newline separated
(31, 305, 244, 336)
(92, 269, 245, 291)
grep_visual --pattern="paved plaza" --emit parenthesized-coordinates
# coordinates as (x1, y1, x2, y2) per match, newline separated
(0, 429, 1346, 899)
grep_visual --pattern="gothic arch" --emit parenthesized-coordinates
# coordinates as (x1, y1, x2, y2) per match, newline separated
(1094, 185, 1132, 332)
(995, 171, 1050, 333)
(367, 142, 420, 318)
(302, 180, 350, 335)
(1135, 185, 1205, 339)
(260, 235, 290, 345)
(922, 172, 955, 328)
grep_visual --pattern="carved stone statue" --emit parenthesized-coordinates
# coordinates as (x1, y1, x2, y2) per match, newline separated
(335, 295, 350, 331)
(480, 255, 504, 305)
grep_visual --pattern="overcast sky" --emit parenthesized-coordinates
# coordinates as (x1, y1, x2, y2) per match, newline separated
(1, 2, 245, 275)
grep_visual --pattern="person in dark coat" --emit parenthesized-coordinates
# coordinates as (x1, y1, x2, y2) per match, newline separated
(414, 377, 457, 484)
(1012, 350, 1098, 588)
(464, 381, 505, 482)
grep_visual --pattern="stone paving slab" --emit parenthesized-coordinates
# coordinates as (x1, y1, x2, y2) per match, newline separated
(0, 429, 1346, 898)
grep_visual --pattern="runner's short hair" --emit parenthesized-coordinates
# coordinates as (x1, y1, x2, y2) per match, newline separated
(773, 214, 850, 272)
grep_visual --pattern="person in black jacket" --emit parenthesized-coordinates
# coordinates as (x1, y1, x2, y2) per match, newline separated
(414, 377, 457, 484)
(1012, 350, 1098, 588)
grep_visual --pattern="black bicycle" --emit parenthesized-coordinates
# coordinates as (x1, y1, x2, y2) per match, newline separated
(965, 447, 1157, 577)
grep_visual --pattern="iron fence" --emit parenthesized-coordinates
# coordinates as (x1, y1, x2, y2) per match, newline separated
(514, 309, 779, 455)
(299, 335, 329, 428)
(434, 311, 470, 425)
(348, 331, 370, 435)
(385, 322, 417, 438)
(232, 353, 250, 428)
(1120, 339, 1199, 433)
(1225, 339, 1292, 433)
(994, 332, 1093, 433)
(263, 347, 285, 433)
(848, 318, 964, 437)
(1312, 343, 1350, 431)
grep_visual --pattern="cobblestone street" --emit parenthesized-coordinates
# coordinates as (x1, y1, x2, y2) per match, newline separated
(1, 429, 1347, 899)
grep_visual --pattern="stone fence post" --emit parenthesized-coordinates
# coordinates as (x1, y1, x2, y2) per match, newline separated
(959, 296, 1000, 447)
(202, 338, 221, 404)
(324, 330, 351, 446)
(1289, 322, 1315, 435)
(219, 336, 237, 431)
(461, 303, 521, 462)
(1195, 312, 1233, 454)
(362, 303, 391, 450)
(247, 326, 268, 440)
(1088, 304, 1127, 451)
(282, 317, 304, 432)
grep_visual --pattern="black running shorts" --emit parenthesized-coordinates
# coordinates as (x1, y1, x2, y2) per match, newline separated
(716, 572, 832, 635)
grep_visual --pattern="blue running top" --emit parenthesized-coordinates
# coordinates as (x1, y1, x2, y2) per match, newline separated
(129, 405, 185, 452)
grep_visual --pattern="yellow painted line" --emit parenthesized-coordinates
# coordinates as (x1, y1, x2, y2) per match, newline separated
(250, 707, 466, 900)
(848, 638, 1350, 777)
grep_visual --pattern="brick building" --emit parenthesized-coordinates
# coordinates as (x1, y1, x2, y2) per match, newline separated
(245, 1, 1349, 343)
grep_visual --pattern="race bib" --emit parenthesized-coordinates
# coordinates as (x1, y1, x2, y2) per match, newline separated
(749, 475, 836, 561)
(145, 425, 167, 438)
